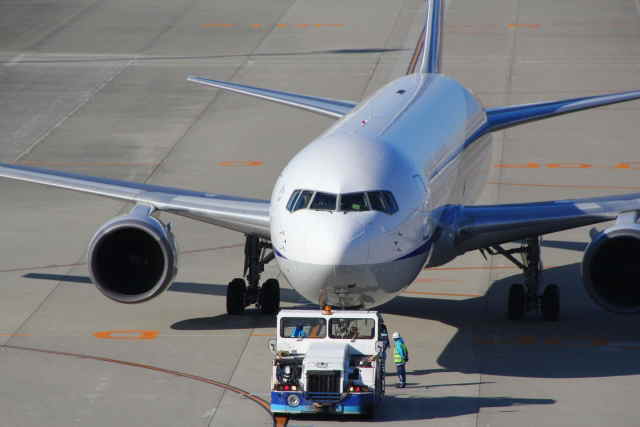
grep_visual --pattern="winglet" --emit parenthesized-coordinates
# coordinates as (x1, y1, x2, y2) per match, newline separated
(187, 76, 356, 119)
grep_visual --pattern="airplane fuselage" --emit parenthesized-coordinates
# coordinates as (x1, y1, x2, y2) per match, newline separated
(270, 73, 491, 308)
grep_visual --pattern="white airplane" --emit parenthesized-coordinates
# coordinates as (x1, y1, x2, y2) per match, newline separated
(2, 0, 640, 320)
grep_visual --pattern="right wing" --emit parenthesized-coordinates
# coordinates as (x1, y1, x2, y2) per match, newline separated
(0, 163, 271, 237)
(187, 76, 357, 119)
(451, 193, 640, 253)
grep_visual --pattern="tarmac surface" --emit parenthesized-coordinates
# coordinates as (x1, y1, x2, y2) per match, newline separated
(1, 0, 640, 426)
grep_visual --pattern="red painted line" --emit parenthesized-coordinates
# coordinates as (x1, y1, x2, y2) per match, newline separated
(3, 345, 272, 415)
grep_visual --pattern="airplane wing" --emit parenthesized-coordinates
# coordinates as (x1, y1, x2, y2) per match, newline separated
(0, 163, 271, 237)
(483, 90, 640, 134)
(451, 193, 640, 253)
(187, 76, 357, 119)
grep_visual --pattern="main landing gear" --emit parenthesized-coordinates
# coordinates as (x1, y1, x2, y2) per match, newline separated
(227, 235, 280, 315)
(484, 237, 560, 321)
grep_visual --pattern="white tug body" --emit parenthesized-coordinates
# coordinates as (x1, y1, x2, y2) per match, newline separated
(270, 309, 388, 417)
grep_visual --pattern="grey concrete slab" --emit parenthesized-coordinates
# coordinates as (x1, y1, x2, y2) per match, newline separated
(2, 0, 640, 427)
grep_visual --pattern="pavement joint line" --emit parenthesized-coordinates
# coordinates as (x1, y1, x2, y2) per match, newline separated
(0, 244, 243, 273)
(1, 344, 273, 417)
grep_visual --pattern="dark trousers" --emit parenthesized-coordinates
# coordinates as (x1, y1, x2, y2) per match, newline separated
(396, 363, 406, 385)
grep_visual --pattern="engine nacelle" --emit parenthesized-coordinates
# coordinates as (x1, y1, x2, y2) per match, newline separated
(582, 215, 640, 313)
(88, 205, 178, 303)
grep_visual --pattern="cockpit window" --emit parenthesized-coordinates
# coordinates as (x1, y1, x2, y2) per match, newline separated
(291, 190, 314, 212)
(310, 192, 337, 211)
(368, 191, 398, 214)
(286, 190, 301, 212)
(340, 192, 369, 212)
(286, 189, 397, 214)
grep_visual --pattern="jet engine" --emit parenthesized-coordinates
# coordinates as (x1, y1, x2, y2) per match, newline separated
(87, 205, 178, 303)
(582, 212, 640, 313)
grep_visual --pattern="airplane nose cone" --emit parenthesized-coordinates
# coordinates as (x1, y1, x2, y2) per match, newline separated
(304, 217, 370, 265)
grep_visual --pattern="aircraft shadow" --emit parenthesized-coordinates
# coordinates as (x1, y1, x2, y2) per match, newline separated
(375, 395, 554, 422)
(381, 261, 640, 379)
(24, 255, 640, 378)
(22, 272, 312, 332)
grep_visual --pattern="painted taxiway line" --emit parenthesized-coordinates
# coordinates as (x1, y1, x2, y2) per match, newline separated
(489, 181, 640, 191)
(2, 344, 276, 417)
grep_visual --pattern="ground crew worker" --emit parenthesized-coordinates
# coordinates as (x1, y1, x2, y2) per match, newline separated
(292, 323, 306, 338)
(392, 331, 409, 388)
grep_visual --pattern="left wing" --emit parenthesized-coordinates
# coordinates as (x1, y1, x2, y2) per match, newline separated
(0, 163, 271, 237)
(187, 76, 357, 119)
(449, 193, 640, 253)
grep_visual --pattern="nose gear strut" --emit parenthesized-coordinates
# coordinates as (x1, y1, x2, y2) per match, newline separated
(227, 235, 280, 315)
(482, 237, 560, 321)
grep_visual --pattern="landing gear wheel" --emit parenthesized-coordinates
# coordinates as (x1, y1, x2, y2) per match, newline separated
(259, 279, 280, 314)
(227, 278, 246, 315)
(542, 284, 560, 321)
(507, 283, 526, 320)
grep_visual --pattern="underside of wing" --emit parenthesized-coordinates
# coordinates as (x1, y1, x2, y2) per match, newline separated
(0, 163, 271, 237)
(187, 76, 356, 119)
(451, 193, 640, 253)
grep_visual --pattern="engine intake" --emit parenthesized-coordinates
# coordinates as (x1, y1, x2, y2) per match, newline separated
(582, 217, 640, 313)
(88, 206, 178, 303)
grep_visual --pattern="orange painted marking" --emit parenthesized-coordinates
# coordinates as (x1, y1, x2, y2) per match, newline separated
(201, 23, 234, 28)
(217, 160, 263, 167)
(489, 181, 640, 191)
(314, 24, 343, 28)
(517, 336, 537, 345)
(93, 330, 159, 340)
(403, 290, 482, 297)
(495, 162, 541, 168)
(592, 338, 609, 347)
(251, 24, 262, 29)
(546, 163, 592, 169)
(507, 23, 541, 29)
(276, 24, 287, 28)
(250, 333, 273, 337)
(544, 338, 561, 345)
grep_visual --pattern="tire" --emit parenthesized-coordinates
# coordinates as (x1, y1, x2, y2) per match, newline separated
(542, 284, 560, 321)
(227, 278, 246, 315)
(259, 279, 280, 314)
(507, 283, 526, 320)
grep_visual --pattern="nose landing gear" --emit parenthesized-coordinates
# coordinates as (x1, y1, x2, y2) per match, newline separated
(227, 235, 280, 315)
(484, 237, 560, 321)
